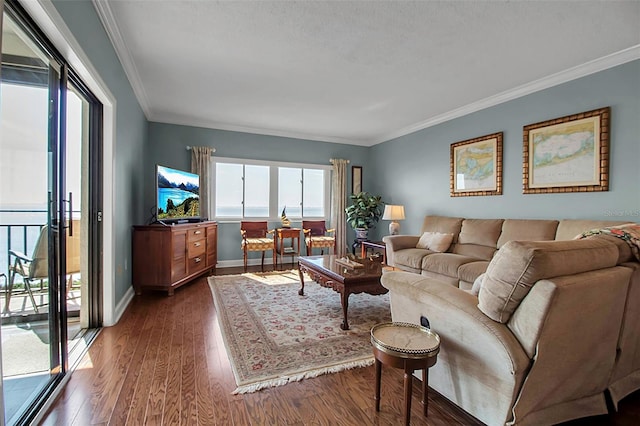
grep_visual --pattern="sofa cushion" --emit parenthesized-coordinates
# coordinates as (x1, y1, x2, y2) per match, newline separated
(422, 253, 480, 279)
(555, 219, 630, 241)
(497, 219, 559, 248)
(458, 219, 504, 246)
(453, 219, 503, 260)
(583, 234, 634, 264)
(421, 216, 464, 245)
(416, 232, 454, 252)
(394, 248, 433, 270)
(458, 260, 490, 284)
(478, 238, 619, 323)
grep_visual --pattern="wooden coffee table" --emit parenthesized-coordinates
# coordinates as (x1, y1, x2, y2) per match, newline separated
(298, 255, 388, 330)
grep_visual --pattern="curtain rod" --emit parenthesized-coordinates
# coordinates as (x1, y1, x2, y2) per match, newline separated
(329, 158, 350, 163)
(186, 145, 216, 153)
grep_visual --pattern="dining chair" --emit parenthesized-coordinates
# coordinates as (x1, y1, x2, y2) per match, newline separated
(302, 220, 336, 256)
(240, 221, 275, 272)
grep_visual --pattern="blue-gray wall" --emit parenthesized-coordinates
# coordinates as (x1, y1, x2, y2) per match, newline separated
(53, 0, 148, 303)
(147, 123, 369, 261)
(368, 60, 640, 240)
(45, 0, 640, 303)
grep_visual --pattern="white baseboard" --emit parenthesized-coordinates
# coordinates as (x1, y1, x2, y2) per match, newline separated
(216, 257, 300, 269)
(109, 285, 135, 326)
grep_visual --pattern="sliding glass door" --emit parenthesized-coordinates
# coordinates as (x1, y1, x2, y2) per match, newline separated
(0, 2, 102, 424)
(0, 8, 67, 425)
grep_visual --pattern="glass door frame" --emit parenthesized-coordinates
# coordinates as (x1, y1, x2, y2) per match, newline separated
(1, 1, 103, 423)
(68, 72, 103, 328)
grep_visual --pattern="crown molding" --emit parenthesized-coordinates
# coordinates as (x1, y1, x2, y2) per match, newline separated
(92, 0, 151, 118)
(373, 45, 640, 145)
(149, 113, 373, 146)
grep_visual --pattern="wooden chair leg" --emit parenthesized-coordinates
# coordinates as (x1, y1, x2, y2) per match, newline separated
(243, 249, 248, 272)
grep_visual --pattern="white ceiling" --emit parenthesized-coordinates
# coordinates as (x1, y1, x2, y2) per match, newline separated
(93, 0, 640, 146)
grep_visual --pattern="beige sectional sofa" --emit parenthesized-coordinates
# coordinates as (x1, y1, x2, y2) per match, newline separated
(381, 216, 640, 425)
(383, 216, 631, 289)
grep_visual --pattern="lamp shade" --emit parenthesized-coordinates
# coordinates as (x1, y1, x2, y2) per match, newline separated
(383, 205, 405, 235)
(382, 205, 405, 221)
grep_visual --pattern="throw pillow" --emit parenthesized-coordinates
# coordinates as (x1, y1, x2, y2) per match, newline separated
(477, 239, 619, 323)
(469, 273, 485, 296)
(416, 232, 454, 252)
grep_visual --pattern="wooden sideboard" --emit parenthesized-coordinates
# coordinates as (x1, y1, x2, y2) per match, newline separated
(132, 221, 217, 295)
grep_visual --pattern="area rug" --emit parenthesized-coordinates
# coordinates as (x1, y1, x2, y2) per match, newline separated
(208, 270, 391, 394)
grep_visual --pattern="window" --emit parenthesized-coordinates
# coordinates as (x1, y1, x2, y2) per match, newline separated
(214, 163, 269, 217)
(303, 168, 325, 217)
(278, 167, 302, 217)
(244, 165, 270, 217)
(215, 163, 243, 217)
(213, 158, 330, 220)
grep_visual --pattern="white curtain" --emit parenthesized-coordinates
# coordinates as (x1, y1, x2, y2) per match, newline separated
(330, 159, 349, 258)
(191, 146, 214, 220)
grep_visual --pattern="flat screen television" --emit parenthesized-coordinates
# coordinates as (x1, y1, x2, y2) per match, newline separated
(156, 164, 200, 223)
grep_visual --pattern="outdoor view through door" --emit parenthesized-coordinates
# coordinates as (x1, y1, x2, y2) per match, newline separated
(0, 3, 102, 425)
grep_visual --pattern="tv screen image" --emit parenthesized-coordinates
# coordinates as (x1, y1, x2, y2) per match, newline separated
(156, 165, 200, 221)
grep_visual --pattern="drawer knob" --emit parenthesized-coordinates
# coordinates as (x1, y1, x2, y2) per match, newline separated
(194, 230, 202, 235)
(194, 242, 201, 247)
(194, 257, 201, 263)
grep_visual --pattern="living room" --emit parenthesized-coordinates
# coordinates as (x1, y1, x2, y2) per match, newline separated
(2, 0, 639, 424)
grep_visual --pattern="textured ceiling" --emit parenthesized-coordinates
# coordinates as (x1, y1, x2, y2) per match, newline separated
(93, 0, 640, 146)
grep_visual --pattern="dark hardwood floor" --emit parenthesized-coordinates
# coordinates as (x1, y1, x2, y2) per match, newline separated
(41, 265, 640, 425)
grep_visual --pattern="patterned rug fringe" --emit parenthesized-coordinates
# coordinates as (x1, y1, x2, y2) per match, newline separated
(232, 357, 375, 394)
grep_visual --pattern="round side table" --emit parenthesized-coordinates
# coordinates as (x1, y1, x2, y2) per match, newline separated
(371, 322, 440, 425)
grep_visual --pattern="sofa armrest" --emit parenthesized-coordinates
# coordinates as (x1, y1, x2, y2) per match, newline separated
(382, 235, 420, 267)
(380, 271, 531, 425)
(507, 266, 631, 425)
(381, 271, 530, 373)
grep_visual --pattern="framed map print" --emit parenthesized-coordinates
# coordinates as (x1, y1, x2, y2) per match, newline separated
(523, 107, 609, 194)
(450, 132, 503, 197)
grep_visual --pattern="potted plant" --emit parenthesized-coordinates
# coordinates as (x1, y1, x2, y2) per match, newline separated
(345, 191, 384, 240)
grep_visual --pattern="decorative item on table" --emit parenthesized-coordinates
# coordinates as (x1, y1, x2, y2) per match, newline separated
(382, 205, 405, 235)
(345, 253, 359, 262)
(280, 206, 291, 228)
(368, 252, 383, 263)
(335, 256, 364, 269)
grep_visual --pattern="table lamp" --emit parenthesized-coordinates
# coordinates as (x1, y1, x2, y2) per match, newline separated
(382, 205, 405, 235)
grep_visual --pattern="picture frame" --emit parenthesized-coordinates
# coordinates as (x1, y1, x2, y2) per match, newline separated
(351, 166, 362, 194)
(450, 132, 503, 197)
(523, 107, 610, 194)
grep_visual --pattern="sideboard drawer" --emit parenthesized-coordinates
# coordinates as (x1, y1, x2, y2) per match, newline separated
(188, 254, 206, 274)
(188, 240, 206, 258)
(187, 228, 206, 241)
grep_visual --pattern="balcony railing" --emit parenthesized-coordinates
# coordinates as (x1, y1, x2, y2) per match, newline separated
(1, 210, 48, 282)
(0, 209, 81, 281)
(1, 209, 84, 319)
